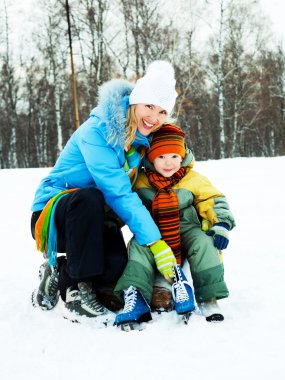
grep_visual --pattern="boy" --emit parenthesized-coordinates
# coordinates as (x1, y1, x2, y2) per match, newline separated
(114, 124, 235, 326)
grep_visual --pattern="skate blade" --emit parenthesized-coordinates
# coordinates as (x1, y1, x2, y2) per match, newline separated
(31, 289, 58, 311)
(155, 307, 173, 314)
(205, 313, 224, 322)
(31, 289, 38, 308)
(120, 322, 146, 332)
(182, 312, 192, 324)
(115, 311, 152, 332)
(63, 308, 115, 328)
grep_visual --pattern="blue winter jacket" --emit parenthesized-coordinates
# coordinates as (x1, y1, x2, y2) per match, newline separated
(31, 79, 161, 245)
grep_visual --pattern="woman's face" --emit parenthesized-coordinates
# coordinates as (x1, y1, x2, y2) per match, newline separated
(134, 104, 168, 136)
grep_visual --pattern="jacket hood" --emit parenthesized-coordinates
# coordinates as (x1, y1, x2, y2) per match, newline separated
(90, 79, 134, 148)
(182, 148, 195, 168)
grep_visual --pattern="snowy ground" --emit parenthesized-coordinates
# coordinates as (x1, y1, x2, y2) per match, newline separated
(0, 157, 284, 380)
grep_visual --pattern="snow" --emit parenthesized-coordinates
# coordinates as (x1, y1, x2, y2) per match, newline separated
(1, 156, 285, 380)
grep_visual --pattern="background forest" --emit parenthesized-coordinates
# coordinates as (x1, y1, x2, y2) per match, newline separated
(0, 0, 285, 168)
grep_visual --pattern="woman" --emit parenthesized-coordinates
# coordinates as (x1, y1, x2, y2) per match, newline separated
(31, 60, 178, 319)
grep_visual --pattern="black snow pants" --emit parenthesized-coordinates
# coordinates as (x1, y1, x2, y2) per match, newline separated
(31, 188, 128, 299)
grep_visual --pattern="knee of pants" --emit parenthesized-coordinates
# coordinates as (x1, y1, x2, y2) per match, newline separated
(71, 187, 104, 204)
(186, 237, 221, 271)
(69, 188, 105, 214)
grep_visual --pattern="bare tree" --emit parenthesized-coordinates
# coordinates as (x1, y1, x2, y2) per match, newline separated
(70, 0, 112, 106)
(119, 0, 174, 76)
(0, 0, 18, 168)
(253, 47, 285, 156)
(216, 0, 226, 158)
(2, 0, 285, 167)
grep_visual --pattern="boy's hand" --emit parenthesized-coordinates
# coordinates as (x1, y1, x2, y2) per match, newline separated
(149, 240, 176, 283)
(206, 222, 230, 250)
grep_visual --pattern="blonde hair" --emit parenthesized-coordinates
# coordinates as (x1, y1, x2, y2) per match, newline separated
(124, 105, 175, 149)
(125, 106, 138, 149)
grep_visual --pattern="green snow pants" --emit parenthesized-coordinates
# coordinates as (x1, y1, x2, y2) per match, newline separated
(114, 225, 229, 304)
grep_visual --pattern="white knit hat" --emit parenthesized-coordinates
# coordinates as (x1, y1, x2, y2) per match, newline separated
(129, 61, 178, 114)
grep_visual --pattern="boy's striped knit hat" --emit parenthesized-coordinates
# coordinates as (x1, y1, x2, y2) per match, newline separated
(147, 124, 186, 162)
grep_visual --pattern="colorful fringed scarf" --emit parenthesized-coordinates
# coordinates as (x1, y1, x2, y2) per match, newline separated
(123, 131, 150, 182)
(35, 188, 78, 266)
(124, 145, 146, 183)
(146, 168, 187, 264)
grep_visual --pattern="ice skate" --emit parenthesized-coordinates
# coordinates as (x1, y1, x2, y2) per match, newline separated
(172, 264, 195, 323)
(64, 282, 112, 326)
(114, 286, 152, 331)
(31, 261, 59, 310)
(199, 298, 224, 322)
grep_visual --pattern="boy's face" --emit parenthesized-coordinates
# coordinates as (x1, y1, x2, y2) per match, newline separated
(153, 153, 183, 177)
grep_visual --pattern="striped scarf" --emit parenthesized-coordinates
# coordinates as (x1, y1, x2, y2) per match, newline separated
(146, 167, 187, 264)
(35, 188, 78, 266)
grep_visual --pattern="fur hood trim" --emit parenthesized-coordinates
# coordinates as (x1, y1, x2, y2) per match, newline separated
(90, 79, 134, 148)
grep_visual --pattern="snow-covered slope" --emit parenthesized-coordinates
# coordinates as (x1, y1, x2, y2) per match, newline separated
(0, 157, 284, 380)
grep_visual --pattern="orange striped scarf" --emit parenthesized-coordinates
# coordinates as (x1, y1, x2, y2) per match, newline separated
(146, 168, 187, 264)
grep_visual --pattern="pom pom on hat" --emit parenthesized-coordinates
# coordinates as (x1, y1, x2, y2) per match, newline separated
(147, 124, 186, 163)
(129, 60, 177, 114)
(146, 60, 175, 78)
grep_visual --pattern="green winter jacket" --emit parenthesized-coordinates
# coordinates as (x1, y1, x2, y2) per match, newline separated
(133, 151, 236, 232)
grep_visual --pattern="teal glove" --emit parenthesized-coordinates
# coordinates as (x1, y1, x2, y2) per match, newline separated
(150, 240, 176, 283)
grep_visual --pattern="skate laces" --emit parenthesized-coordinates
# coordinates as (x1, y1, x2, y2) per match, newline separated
(47, 267, 59, 297)
(172, 265, 190, 303)
(79, 283, 106, 313)
(84, 296, 106, 313)
(123, 286, 137, 313)
(172, 281, 190, 303)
